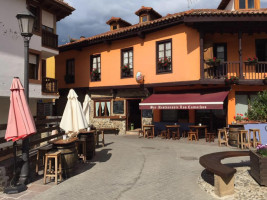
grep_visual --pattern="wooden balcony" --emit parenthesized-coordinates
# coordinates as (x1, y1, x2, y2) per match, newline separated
(42, 30, 58, 49)
(42, 77, 58, 94)
(204, 61, 267, 80)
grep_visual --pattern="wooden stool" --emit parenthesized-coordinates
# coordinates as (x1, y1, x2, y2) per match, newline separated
(188, 132, 197, 141)
(182, 131, 188, 138)
(44, 151, 62, 184)
(160, 130, 167, 139)
(76, 140, 87, 163)
(218, 129, 228, 147)
(172, 131, 179, 140)
(36, 145, 53, 174)
(138, 130, 144, 137)
(249, 129, 261, 148)
(146, 130, 153, 139)
(206, 133, 215, 142)
(237, 130, 250, 150)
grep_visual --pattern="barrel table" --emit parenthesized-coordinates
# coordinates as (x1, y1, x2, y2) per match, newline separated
(77, 130, 96, 160)
(49, 137, 78, 178)
(228, 124, 244, 147)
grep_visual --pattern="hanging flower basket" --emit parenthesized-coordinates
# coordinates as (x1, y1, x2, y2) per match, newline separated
(225, 76, 239, 85)
(206, 57, 221, 67)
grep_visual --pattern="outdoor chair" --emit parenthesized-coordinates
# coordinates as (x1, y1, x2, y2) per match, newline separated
(36, 145, 53, 174)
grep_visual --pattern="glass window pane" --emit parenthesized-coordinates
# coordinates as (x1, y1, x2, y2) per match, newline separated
(93, 58, 96, 64)
(159, 44, 164, 51)
(97, 56, 100, 62)
(166, 42, 171, 50)
(217, 46, 224, 53)
(129, 51, 133, 57)
(123, 52, 128, 59)
(235, 94, 248, 116)
(248, 0, 254, 8)
(217, 52, 224, 60)
(106, 102, 110, 116)
(166, 50, 171, 57)
(93, 63, 96, 68)
(129, 63, 133, 68)
(239, 0, 246, 9)
(124, 57, 128, 64)
(95, 102, 99, 116)
(159, 51, 164, 58)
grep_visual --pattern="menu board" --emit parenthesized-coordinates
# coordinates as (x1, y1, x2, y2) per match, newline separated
(113, 100, 124, 114)
(142, 110, 153, 118)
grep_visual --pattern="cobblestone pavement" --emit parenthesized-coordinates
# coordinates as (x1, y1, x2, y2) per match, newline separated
(0, 135, 250, 200)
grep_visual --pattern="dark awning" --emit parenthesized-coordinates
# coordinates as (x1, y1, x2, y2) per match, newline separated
(139, 91, 229, 110)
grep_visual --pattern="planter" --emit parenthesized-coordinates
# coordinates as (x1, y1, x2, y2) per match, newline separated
(225, 79, 239, 85)
(158, 64, 171, 72)
(250, 150, 267, 186)
(245, 61, 258, 66)
(206, 61, 221, 67)
(91, 74, 100, 81)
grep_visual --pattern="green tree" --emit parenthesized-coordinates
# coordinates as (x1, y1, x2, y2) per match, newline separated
(247, 90, 267, 121)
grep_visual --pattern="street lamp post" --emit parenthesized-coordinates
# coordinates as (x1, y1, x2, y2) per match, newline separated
(16, 10, 35, 186)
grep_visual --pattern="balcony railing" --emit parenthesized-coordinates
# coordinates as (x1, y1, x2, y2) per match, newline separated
(42, 30, 58, 49)
(204, 61, 267, 80)
(42, 77, 58, 94)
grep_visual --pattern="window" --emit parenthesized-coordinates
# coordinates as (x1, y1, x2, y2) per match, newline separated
(141, 15, 148, 22)
(213, 43, 227, 62)
(29, 5, 40, 32)
(248, 0, 254, 8)
(121, 48, 133, 78)
(90, 55, 101, 82)
(112, 25, 117, 30)
(239, 0, 255, 9)
(235, 93, 257, 116)
(42, 25, 54, 33)
(113, 100, 124, 114)
(156, 39, 172, 74)
(29, 54, 39, 80)
(162, 110, 189, 122)
(94, 100, 111, 117)
(65, 59, 75, 84)
(255, 39, 267, 73)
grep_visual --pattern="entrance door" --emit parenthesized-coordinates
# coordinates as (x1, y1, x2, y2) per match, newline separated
(127, 99, 141, 130)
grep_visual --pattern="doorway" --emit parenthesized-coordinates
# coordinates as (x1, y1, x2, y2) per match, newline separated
(127, 99, 141, 130)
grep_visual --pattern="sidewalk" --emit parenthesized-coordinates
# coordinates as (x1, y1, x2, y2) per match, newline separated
(0, 135, 249, 200)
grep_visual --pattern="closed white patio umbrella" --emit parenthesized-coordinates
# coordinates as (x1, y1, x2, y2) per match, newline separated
(60, 89, 88, 136)
(83, 94, 91, 126)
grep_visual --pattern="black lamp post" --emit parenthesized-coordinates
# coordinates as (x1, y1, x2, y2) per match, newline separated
(16, 9, 35, 188)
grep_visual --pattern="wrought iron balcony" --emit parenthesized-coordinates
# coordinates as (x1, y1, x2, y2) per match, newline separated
(42, 77, 58, 94)
(42, 30, 58, 49)
(204, 61, 267, 80)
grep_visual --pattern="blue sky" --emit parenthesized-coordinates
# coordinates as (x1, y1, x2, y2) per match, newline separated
(58, 0, 267, 45)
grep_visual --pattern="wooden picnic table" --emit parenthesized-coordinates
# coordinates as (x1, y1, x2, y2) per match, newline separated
(188, 125, 208, 141)
(165, 125, 180, 140)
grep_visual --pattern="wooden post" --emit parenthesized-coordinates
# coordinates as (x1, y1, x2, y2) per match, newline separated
(200, 31, 204, 80)
(238, 31, 243, 79)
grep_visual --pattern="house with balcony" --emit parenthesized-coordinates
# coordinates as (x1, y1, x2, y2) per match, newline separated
(55, 0, 267, 134)
(0, 0, 74, 126)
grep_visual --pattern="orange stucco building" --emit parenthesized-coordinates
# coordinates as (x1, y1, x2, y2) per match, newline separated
(55, 0, 267, 134)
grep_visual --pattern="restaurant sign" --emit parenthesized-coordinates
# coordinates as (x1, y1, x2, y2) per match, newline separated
(139, 104, 223, 110)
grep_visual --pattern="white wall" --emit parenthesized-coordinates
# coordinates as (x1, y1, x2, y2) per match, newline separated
(225, 0, 235, 10)
(0, 0, 26, 97)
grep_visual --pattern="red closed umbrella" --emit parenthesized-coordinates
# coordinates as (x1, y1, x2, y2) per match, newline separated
(5, 78, 36, 141)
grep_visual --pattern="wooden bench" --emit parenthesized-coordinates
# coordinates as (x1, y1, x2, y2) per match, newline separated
(199, 151, 249, 197)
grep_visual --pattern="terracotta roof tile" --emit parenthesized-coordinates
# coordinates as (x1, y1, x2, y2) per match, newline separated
(135, 6, 162, 18)
(60, 8, 267, 49)
(106, 17, 131, 26)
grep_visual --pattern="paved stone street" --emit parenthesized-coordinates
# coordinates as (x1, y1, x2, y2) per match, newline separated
(0, 135, 250, 200)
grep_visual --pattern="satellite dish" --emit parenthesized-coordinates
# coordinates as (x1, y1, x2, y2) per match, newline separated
(136, 72, 144, 83)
